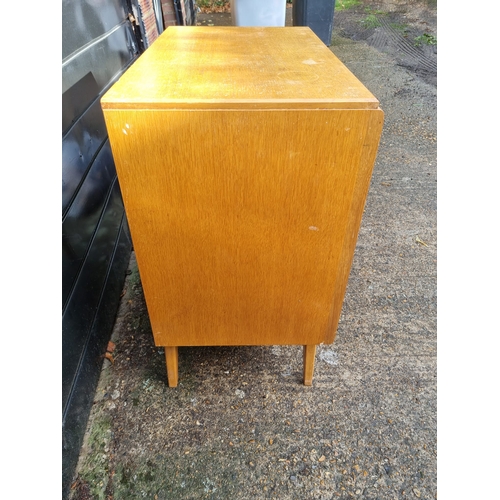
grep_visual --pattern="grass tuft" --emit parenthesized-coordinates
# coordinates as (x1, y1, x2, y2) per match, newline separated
(335, 0, 361, 11)
(360, 14, 381, 29)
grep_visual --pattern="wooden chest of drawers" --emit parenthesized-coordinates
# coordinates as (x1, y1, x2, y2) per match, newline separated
(101, 26, 383, 386)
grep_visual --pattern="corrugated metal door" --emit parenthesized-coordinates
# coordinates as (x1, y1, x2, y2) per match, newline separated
(62, 0, 152, 496)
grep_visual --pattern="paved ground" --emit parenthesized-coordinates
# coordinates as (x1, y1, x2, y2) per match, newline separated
(69, 2, 437, 499)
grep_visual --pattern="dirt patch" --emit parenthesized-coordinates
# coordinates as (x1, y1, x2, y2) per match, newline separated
(333, 0, 437, 86)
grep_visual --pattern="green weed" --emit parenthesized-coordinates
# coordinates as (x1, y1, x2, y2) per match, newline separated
(335, 0, 361, 11)
(76, 415, 113, 500)
(414, 33, 437, 46)
(361, 14, 381, 29)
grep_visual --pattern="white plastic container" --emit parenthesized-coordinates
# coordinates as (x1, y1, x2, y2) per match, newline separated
(230, 0, 286, 27)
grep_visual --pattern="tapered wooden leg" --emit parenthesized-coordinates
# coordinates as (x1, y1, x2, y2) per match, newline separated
(303, 345, 316, 386)
(165, 346, 179, 387)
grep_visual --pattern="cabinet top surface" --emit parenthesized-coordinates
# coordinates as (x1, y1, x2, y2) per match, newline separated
(101, 27, 379, 110)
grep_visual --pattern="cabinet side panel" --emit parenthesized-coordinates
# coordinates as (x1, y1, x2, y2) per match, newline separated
(325, 108, 384, 343)
(104, 109, 378, 346)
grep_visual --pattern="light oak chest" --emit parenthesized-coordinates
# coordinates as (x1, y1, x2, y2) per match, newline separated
(101, 26, 383, 386)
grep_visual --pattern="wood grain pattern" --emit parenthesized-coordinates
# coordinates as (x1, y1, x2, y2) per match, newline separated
(165, 346, 178, 387)
(101, 27, 379, 110)
(103, 108, 383, 347)
(303, 345, 316, 386)
(325, 109, 384, 343)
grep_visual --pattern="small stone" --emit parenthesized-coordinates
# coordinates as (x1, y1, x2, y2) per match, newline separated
(290, 475, 297, 482)
(356, 490, 361, 495)
(413, 488, 421, 498)
(318, 455, 326, 462)
(111, 390, 120, 400)
(269, 439, 274, 445)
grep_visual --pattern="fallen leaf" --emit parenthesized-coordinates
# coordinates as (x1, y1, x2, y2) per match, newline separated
(105, 352, 114, 364)
(415, 235, 428, 247)
(107, 341, 116, 352)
